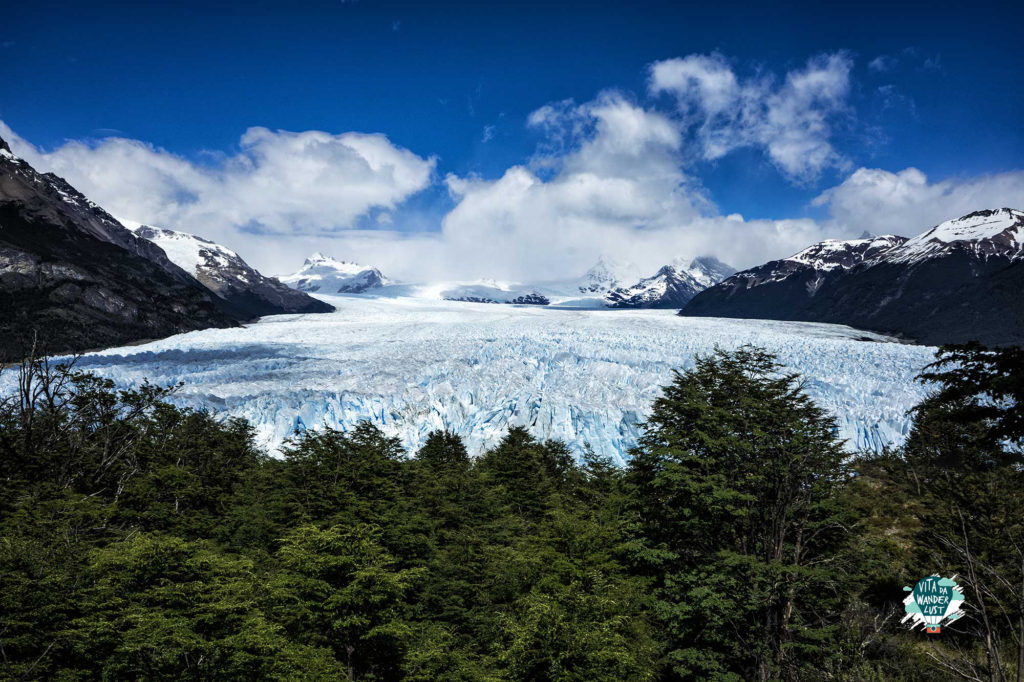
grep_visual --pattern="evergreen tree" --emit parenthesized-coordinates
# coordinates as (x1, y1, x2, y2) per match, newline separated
(628, 346, 851, 681)
(269, 523, 423, 681)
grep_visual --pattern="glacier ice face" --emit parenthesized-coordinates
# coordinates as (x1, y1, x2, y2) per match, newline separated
(19, 296, 937, 463)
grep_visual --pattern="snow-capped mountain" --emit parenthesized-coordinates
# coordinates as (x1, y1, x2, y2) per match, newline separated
(687, 256, 738, 288)
(432, 256, 734, 309)
(0, 135, 237, 357)
(719, 234, 909, 295)
(682, 208, 1024, 346)
(889, 208, 1024, 264)
(782, 234, 908, 271)
(606, 265, 703, 309)
(132, 226, 333, 318)
(606, 257, 737, 308)
(282, 253, 388, 294)
(0, 139, 191, 281)
(577, 255, 638, 294)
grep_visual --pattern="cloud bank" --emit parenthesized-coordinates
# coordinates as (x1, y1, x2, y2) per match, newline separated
(0, 121, 436, 272)
(437, 92, 824, 278)
(814, 167, 1024, 235)
(3, 51, 1022, 281)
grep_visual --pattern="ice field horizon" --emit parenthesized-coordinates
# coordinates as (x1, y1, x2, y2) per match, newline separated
(18, 294, 938, 463)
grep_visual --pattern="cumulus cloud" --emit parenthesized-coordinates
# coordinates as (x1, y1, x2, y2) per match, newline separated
(4, 49, 1018, 286)
(437, 92, 829, 279)
(813, 167, 1024, 236)
(0, 120, 435, 273)
(0, 93, 867, 282)
(649, 52, 853, 181)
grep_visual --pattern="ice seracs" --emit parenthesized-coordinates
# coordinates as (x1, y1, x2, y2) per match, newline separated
(40, 296, 936, 463)
(282, 253, 389, 294)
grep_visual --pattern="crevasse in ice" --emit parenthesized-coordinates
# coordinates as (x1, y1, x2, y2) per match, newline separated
(18, 295, 936, 463)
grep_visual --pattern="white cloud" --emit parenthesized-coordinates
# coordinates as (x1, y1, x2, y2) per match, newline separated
(0, 94, 856, 282)
(5, 49, 1018, 287)
(868, 55, 897, 72)
(437, 92, 830, 279)
(649, 52, 853, 181)
(0, 120, 435, 273)
(813, 167, 1024, 236)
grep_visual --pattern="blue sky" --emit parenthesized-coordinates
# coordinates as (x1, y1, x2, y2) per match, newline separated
(2, 0, 1022, 278)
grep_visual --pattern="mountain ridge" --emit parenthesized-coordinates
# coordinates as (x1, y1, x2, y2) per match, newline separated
(132, 226, 334, 318)
(680, 208, 1024, 346)
(0, 135, 239, 358)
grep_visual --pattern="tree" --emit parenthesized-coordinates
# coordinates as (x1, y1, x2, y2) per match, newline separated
(499, 577, 657, 681)
(889, 345, 1024, 682)
(628, 346, 851, 681)
(269, 523, 424, 680)
(70, 533, 343, 680)
(916, 343, 1024, 451)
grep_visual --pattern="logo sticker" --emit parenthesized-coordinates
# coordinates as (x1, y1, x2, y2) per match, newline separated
(902, 575, 965, 633)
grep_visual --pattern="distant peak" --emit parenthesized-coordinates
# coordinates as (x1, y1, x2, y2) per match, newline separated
(589, 254, 632, 271)
(955, 207, 1021, 222)
(0, 136, 10, 154)
(305, 252, 362, 267)
(858, 230, 875, 240)
(305, 252, 345, 266)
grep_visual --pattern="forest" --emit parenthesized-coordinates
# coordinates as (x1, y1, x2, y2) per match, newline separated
(1, 344, 1022, 681)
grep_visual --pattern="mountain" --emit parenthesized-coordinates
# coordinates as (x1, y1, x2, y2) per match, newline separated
(687, 256, 739, 288)
(442, 287, 550, 305)
(681, 209, 1024, 346)
(433, 256, 735, 309)
(577, 255, 638, 294)
(606, 257, 737, 309)
(0, 136, 239, 358)
(281, 253, 388, 294)
(132, 226, 333, 318)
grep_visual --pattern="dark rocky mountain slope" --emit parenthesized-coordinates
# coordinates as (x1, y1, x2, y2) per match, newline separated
(0, 136, 238, 358)
(681, 209, 1024, 347)
(133, 226, 333, 319)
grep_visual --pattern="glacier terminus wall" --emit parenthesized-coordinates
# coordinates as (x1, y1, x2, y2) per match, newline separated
(31, 295, 936, 464)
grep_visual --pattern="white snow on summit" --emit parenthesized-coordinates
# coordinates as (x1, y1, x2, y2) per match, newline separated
(577, 256, 640, 293)
(50, 295, 937, 463)
(892, 208, 1024, 263)
(129, 224, 238, 277)
(786, 235, 907, 271)
(428, 255, 734, 309)
(773, 208, 1024, 273)
(282, 253, 389, 293)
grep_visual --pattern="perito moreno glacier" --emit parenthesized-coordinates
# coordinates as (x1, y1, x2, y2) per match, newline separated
(23, 295, 937, 463)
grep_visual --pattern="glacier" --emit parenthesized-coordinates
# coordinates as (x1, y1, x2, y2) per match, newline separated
(17, 295, 937, 463)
